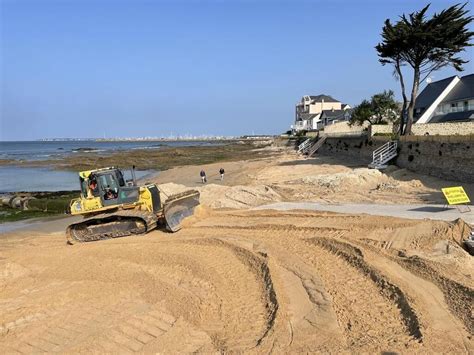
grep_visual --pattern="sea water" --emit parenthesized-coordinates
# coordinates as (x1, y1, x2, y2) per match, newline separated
(0, 140, 216, 161)
(0, 166, 154, 192)
(0, 140, 213, 192)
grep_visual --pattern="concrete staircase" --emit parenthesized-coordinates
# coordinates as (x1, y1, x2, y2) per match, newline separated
(368, 141, 398, 169)
(307, 135, 327, 157)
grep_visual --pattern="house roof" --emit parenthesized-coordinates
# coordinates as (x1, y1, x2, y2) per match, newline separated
(414, 76, 457, 111)
(429, 110, 474, 123)
(441, 73, 474, 103)
(414, 73, 474, 123)
(309, 94, 340, 103)
(320, 109, 346, 120)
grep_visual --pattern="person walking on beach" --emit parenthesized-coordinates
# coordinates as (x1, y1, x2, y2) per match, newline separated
(200, 170, 207, 183)
(219, 167, 225, 181)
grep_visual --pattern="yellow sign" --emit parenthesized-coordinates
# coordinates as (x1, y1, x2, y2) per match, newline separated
(441, 186, 471, 205)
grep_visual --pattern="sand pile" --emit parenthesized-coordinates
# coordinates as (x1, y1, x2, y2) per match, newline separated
(199, 184, 281, 209)
(158, 182, 194, 201)
(157, 182, 281, 209)
(299, 168, 395, 190)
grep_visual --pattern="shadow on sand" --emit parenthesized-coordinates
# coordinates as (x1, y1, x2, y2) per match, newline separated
(408, 206, 450, 213)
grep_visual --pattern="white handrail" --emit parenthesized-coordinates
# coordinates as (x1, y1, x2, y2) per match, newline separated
(298, 138, 312, 153)
(372, 141, 397, 166)
(373, 141, 396, 156)
(373, 142, 396, 156)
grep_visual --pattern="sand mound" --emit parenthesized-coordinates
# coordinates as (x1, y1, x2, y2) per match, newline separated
(158, 182, 195, 201)
(157, 182, 281, 209)
(156, 182, 281, 210)
(296, 168, 424, 192)
(199, 184, 281, 209)
(299, 169, 386, 189)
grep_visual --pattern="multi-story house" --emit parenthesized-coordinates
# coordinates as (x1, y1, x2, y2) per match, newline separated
(292, 95, 351, 131)
(414, 73, 474, 123)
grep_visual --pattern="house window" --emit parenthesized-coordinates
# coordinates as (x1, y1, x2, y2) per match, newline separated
(451, 102, 459, 112)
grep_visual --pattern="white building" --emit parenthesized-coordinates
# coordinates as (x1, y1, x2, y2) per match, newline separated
(414, 73, 474, 123)
(292, 95, 351, 131)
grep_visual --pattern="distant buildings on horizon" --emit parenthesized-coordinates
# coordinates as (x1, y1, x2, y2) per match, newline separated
(37, 135, 272, 142)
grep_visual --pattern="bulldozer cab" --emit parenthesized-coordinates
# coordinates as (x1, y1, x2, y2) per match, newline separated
(79, 168, 140, 207)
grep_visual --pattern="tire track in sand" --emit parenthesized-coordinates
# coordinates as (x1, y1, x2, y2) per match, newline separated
(308, 237, 423, 341)
(193, 217, 422, 352)
(183, 237, 278, 351)
(346, 237, 473, 352)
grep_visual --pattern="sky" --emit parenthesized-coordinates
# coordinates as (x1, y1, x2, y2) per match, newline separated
(1, 0, 473, 140)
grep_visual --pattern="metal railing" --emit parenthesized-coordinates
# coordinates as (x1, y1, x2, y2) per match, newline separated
(297, 138, 312, 154)
(372, 141, 398, 166)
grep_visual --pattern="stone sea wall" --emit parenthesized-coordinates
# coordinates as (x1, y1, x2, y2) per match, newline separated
(317, 135, 474, 183)
(371, 122, 474, 136)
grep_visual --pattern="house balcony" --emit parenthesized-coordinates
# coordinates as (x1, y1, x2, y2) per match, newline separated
(294, 120, 310, 131)
(434, 104, 474, 115)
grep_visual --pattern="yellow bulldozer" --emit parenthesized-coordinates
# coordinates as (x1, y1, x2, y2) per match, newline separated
(66, 166, 199, 244)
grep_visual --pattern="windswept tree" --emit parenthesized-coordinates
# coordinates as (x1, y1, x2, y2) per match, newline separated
(376, 3, 473, 135)
(350, 90, 400, 126)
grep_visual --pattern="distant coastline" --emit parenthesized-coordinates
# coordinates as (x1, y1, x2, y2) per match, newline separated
(35, 135, 274, 142)
(0, 138, 274, 192)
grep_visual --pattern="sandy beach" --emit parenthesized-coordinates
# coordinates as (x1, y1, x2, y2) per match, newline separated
(1, 146, 473, 353)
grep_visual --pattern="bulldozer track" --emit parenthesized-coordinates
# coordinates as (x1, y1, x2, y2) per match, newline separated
(307, 237, 423, 341)
(346, 236, 474, 334)
(66, 210, 159, 244)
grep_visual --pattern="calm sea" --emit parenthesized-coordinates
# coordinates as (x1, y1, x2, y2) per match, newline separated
(0, 140, 216, 161)
(0, 140, 217, 192)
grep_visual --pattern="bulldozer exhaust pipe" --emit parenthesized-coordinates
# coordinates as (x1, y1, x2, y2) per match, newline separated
(131, 165, 137, 186)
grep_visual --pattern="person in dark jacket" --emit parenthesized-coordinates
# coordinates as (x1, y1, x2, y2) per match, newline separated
(219, 167, 225, 181)
(200, 170, 207, 183)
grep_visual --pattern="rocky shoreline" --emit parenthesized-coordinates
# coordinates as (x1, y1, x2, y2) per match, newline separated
(0, 139, 274, 171)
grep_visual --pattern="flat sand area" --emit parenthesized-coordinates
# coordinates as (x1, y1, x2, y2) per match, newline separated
(1, 148, 473, 353)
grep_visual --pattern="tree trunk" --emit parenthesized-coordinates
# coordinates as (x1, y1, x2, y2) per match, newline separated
(405, 66, 420, 135)
(395, 61, 408, 135)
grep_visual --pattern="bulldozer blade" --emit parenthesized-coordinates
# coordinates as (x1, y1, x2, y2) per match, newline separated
(163, 190, 200, 232)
